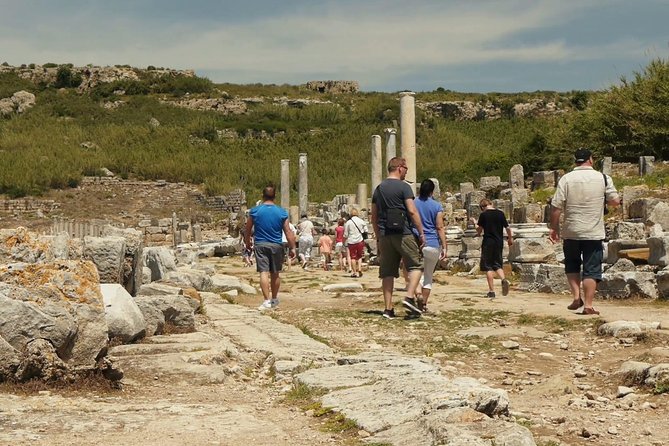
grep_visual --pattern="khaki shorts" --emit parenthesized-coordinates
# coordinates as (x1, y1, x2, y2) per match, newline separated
(378, 234, 423, 278)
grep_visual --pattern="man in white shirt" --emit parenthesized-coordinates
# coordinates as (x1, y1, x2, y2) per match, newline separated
(549, 148, 620, 315)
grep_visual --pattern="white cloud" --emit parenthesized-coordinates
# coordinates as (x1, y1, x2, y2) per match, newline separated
(0, 0, 663, 90)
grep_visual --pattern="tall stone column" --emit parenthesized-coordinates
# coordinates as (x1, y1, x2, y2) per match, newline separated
(384, 128, 397, 167)
(371, 135, 382, 192)
(399, 92, 416, 187)
(298, 153, 308, 217)
(280, 159, 290, 209)
(357, 183, 368, 215)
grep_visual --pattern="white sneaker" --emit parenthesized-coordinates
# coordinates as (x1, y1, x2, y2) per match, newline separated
(270, 298, 279, 308)
(258, 300, 273, 311)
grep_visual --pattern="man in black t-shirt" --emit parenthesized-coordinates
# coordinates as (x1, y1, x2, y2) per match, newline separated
(474, 199, 513, 298)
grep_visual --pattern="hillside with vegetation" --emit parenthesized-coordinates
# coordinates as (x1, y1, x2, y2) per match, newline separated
(1, 58, 668, 204)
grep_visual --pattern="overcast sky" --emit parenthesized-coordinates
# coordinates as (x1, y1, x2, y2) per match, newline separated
(1, 0, 667, 92)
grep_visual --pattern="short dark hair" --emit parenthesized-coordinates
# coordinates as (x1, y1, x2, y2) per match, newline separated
(387, 156, 406, 173)
(419, 179, 435, 199)
(262, 185, 276, 201)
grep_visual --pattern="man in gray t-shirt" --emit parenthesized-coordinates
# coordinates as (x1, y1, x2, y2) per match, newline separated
(371, 157, 425, 319)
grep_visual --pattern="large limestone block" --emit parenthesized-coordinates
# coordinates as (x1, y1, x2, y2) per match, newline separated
(535, 264, 569, 293)
(213, 237, 240, 256)
(611, 222, 645, 240)
(143, 246, 177, 281)
(101, 226, 144, 296)
(512, 263, 541, 291)
(460, 237, 481, 259)
(598, 321, 660, 338)
(165, 267, 212, 291)
(138, 282, 185, 296)
(0, 227, 51, 263)
(622, 185, 649, 219)
(0, 260, 108, 368)
(607, 239, 648, 264)
(134, 295, 195, 330)
(100, 283, 146, 343)
(210, 274, 257, 294)
(511, 188, 529, 206)
(509, 164, 524, 189)
(657, 269, 669, 300)
(598, 271, 657, 299)
(83, 236, 126, 284)
(479, 176, 501, 192)
(648, 236, 669, 266)
(628, 198, 669, 229)
(507, 238, 555, 263)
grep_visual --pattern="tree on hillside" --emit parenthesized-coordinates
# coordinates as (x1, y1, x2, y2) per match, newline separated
(571, 58, 669, 160)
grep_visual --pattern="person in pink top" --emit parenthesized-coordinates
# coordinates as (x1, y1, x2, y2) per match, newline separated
(334, 218, 349, 272)
(318, 229, 334, 270)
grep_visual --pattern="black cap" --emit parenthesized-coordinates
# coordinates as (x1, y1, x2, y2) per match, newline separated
(574, 148, 592, 163)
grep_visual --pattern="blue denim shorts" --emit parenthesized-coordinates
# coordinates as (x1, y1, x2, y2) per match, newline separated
(563, 239, 603, 281)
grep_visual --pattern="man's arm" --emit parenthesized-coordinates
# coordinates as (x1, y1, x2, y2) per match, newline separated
(505, 226, 513, 246)
(244, 217, 254, 249)
(549, 206, 561, 243)
(405, 198, 425, 246)
(371, 203, 380, 238)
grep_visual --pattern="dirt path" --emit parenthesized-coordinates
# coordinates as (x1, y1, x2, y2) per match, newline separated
(1, 256, 668, 446)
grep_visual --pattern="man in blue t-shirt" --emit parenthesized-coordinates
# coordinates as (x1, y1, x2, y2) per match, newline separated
(244, 185, 296, 310)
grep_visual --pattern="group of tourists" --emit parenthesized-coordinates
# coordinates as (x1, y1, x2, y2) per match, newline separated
(244, 149, 619, 318)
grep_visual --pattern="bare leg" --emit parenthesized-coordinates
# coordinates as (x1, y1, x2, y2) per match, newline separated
(582, 277, 597, 308)
(382, 277, 394, 310)
(259, 272, 270, 301)
(270, 272, 281, 299)
(486, 271, 495, 292)
(495, 268, 505, 281)
(405, 269, 423, 299)
(421, 287, 431, 306)
(567, 273, 581, 300)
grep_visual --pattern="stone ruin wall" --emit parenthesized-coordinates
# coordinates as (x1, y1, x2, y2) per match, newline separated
(0, 64, 195, 92)
(304, 80, 360, 94)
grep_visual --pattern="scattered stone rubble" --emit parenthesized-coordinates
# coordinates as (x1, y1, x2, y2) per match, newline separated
(0, 90, 36, 117)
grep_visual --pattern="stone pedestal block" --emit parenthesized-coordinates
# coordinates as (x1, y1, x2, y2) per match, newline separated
(607, 239, 648, 264)
(639, 156, 655, 176)
(602, 157, 612, 176)
(479, 176, 501, 191)
(509, 164, 524, 189)
(460, 235, 481, 259)
(648, 236, 669, 266)
(511, 188, 529, 206)
(512, 263, 541, 291)
(656, 269, 669, 299)
(459, 183, 474, 202)
(598, 271, 657, 299)
(611, 222, 645, 240)
(532, 171, 558, 189)
(536, 264, 569, 293)
(622, 185, 649, 219)
(525, 203, 544, 223)
(507, 238, 556, 263)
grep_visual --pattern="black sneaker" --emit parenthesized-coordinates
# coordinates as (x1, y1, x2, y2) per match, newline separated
(402, 297, 423, 314)
(486, 291, 496, 299)
(382, 309, 396, 319)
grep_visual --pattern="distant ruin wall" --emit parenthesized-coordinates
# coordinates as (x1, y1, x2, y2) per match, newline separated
(305, 80, 360, 94)
(195, 189, 246, 213)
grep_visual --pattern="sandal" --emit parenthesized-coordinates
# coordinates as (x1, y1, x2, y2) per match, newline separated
(579, 307, 600, 315)
(567, 298, 584, 311)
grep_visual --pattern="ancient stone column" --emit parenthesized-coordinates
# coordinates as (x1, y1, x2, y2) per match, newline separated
(639, 156, 655, 176)
(289, 205, 300, 225)
(384, 128, 397, 167)
(280, 159, 290, 209)
(371, 135, 383, 192)
(509, 164, 524, 189)
(601, 157, 612, 176)
(298, 153, 308, 217)
(357, 183, 368, 214)
(399, 92, 416, 187)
